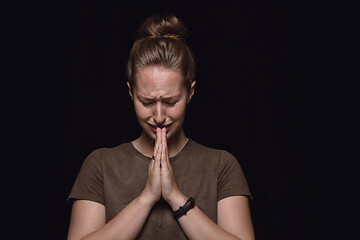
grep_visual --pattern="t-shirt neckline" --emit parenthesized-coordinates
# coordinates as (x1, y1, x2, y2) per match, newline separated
(129, 139, 193, 163)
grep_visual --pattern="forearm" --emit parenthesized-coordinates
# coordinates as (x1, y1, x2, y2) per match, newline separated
(82, 195, 153, 240)
(169, 194, 241, 240)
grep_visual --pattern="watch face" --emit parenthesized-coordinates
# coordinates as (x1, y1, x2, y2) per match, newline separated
(184, 198, 195, 211)
(174, 197, 195, 219)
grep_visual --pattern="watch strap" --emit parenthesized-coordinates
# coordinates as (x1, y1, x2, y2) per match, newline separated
(174, 197, 195, 219)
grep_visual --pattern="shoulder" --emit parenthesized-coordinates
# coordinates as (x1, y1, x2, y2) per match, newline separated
(94, 142, 133, 156)
(82, 142, 133, 166)
(188, 139, 239, 166)
(188, 139, 222, 154)
(189, 139, 237, 157)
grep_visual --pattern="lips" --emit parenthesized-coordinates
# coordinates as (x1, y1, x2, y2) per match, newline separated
(149, 123, 171, 132)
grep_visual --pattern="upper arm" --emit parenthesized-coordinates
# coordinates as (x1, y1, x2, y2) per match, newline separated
(218, 196, 255, 240)
(67, 200, 106, 240)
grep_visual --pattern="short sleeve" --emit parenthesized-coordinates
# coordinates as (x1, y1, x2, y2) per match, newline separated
(68, 149, 104, 205)
(217, 151, 252, 201)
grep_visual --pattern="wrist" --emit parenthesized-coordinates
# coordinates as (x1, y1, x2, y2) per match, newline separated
(138, 191, 158, 207)
(166, 191, 188, 211)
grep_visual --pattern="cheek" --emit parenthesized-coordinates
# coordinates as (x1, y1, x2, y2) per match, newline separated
(168, 104, 187, 120)
(134, 104, 151, 121)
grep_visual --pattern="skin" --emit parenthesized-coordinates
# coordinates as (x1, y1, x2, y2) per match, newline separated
(67, 66, 255, 240)
(128, 65, 195, 159)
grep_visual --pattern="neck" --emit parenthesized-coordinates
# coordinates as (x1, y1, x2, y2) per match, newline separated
(133, 128, 188, 158)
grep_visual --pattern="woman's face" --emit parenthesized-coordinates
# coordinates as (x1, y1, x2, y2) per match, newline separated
(128, 66, 195, 142)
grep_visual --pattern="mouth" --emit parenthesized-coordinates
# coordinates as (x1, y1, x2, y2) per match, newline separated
(149, 123, 171, 133)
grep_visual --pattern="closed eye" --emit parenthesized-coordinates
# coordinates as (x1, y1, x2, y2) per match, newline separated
(141, 101, 154, 106)
(165, 102, 176, 106)
(165, 99, 181, 106)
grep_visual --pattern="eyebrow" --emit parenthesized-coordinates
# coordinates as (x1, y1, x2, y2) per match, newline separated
(137, 95, 181, 101)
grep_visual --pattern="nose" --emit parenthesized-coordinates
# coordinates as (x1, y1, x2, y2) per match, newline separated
(153, 102, 166, 125)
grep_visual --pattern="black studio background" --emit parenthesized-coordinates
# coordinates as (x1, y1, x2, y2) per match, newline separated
(2, 0, 358, 239)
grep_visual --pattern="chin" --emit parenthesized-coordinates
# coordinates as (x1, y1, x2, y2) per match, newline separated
(166, 125, 182, 142)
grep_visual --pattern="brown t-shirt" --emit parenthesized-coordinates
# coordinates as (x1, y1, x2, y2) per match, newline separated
(68, 139, 251, 239)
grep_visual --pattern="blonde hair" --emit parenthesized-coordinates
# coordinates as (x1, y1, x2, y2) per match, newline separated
(127, 14, 195, 90)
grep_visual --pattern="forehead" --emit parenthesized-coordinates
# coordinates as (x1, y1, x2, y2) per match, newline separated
(134, 66, 185, 97)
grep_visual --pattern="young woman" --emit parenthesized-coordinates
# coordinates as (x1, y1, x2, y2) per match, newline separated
(67, 14, 255, 240)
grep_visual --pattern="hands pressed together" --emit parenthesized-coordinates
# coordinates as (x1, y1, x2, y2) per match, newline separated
(141, 128, 184, 208)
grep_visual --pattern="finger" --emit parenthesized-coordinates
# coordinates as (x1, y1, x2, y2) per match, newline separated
(158, 127, 163, 143)
(161, 128, 170, 167)
(161, 143, 168, 169)
(161, 127, 166, 142)
(152, 128, 161, 169)
(154, 138, 161, 169)
(150, 155, 155, 166)
(161, 128, 166, 151)
(153, 127, 161, 155)
(149, 157, 155, 169)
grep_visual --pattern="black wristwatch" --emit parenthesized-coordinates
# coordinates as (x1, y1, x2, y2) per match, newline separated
(173, 197, 195, 219)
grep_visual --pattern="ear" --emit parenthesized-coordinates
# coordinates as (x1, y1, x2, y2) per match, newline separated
(187, 81, 196, 103)
(127, 82, 134, 100)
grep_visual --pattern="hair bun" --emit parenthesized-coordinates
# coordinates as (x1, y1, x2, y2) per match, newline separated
(138, 14, 187, 42)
